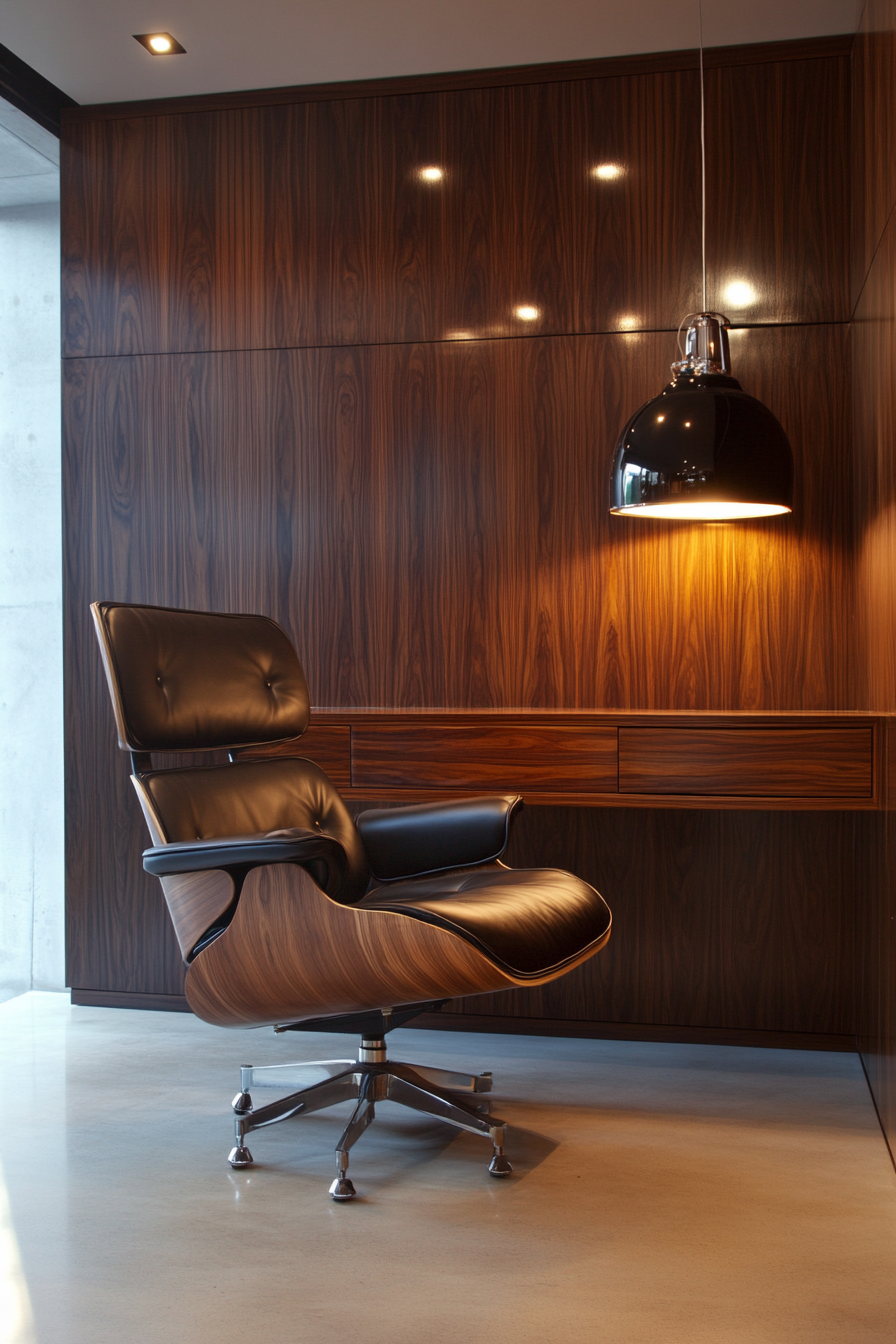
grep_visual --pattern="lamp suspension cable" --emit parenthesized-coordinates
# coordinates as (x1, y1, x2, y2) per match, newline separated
(607, 0, 794, 521)
(699, 0, 707, 313)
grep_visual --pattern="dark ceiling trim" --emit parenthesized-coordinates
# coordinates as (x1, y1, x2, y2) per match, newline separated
(0, 41, 78, 136)
(62, 32, 854, 126)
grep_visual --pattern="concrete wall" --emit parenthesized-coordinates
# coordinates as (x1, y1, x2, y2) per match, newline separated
(0, 200, 64, 1000)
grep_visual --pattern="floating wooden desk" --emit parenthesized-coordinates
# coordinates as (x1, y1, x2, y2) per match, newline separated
(236, 710, 882, 811)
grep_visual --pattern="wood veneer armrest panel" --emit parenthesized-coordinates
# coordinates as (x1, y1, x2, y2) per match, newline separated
(159, 869, 235, 961)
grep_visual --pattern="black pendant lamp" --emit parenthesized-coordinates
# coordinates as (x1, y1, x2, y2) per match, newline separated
(609, 8, 793, 522)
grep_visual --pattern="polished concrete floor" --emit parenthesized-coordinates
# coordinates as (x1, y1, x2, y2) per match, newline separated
(1, 993, 895, 1344)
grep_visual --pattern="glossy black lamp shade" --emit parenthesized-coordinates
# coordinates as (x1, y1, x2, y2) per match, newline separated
(610, 373, 793, 520)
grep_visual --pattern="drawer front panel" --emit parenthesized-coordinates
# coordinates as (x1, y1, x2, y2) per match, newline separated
(352, 724, 619, 791)
(618, 727, 873, 797)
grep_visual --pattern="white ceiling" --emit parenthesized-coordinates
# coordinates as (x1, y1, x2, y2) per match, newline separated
(4, 0, 859, 109)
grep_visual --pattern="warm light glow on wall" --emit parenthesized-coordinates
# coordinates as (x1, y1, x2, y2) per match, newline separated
(592, 163, 624, 180)
(617, 315, 638, 330)
(724, 280, 758, 308)
(514, 305, 540, 321)
(418, 166, 444, 182)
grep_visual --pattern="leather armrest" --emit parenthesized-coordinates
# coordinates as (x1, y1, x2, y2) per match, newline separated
(356, 795, 522, 882)
(143, 828, 346, 884)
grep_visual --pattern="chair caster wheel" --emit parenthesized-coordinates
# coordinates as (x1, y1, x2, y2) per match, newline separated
(489, 1153, 513, 1177)
(229, 1144, 254, 1168)
(232, 1091, 253, 1114)
(329, 1177, 357, 1201)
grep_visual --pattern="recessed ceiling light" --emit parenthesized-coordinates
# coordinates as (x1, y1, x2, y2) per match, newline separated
(514, 305, 539, 321)
(418, 166, 444, 182)
(592, 163, 624, 180)
(134, 32, 186, 55)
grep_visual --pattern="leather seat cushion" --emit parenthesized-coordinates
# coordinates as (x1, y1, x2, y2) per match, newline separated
(360, 867, 611, 978)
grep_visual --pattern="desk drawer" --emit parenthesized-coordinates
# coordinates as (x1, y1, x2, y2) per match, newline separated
(352, 724, 618, 791)
(618, 727, 873, 797)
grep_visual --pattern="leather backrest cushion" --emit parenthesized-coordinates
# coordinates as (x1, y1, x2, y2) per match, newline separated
(144, 757, 369, 902)
(96, 602, 309, 751)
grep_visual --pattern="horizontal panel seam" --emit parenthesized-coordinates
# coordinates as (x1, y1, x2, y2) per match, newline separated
(61, 318, 853, 363)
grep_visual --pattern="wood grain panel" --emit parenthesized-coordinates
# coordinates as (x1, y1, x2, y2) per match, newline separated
(618, 727, 873, 797)
(444, 805, 857, 1036)
(61, 71, 699, 356)
(236, 723, 352, 786)
(61, 50, 849, 359)
(159, 869, 235, 960)
(852, 0, 896, 306)
(63, 321, 855, 1004)
(351, 724, 618, 790)
(409, 1012, 855, 1052)
(707, 54, 850, 326)
(63, 324, 852, 716)
(854, 201, 896, 714)
(854, 720, 896, 1160)
(853, 18, 896, 1162)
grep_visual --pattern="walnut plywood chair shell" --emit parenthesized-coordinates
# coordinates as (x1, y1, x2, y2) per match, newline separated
(91, 600, 612, 1199)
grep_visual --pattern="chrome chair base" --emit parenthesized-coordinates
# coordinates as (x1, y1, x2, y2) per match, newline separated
(227, 1036, 511, 1199)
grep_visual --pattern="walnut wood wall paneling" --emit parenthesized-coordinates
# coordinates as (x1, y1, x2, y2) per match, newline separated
(442, 805, 857, 1037)
(852, 7, 896, 1157)
(61, 52, 849, 360)
(853, 202, 896, 713)
(64, 325, 852, 717)
(706, 55, 850, 326)
(852, 0, 896, 308)
(64, 326, 854, 1003)
(853, 720, 896, 1159)
(65, 680, 187, 996)
(63, 44, 857, 1024)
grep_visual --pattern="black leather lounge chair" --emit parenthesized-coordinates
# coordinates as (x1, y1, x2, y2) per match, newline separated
(91, 601, 612, 1199)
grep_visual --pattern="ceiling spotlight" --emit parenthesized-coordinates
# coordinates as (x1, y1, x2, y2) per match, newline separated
(134, 32, 186, 55)
(514, 305, 539, 321)
(592, 163, 623, 180)
(418, 166, 444, 182)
